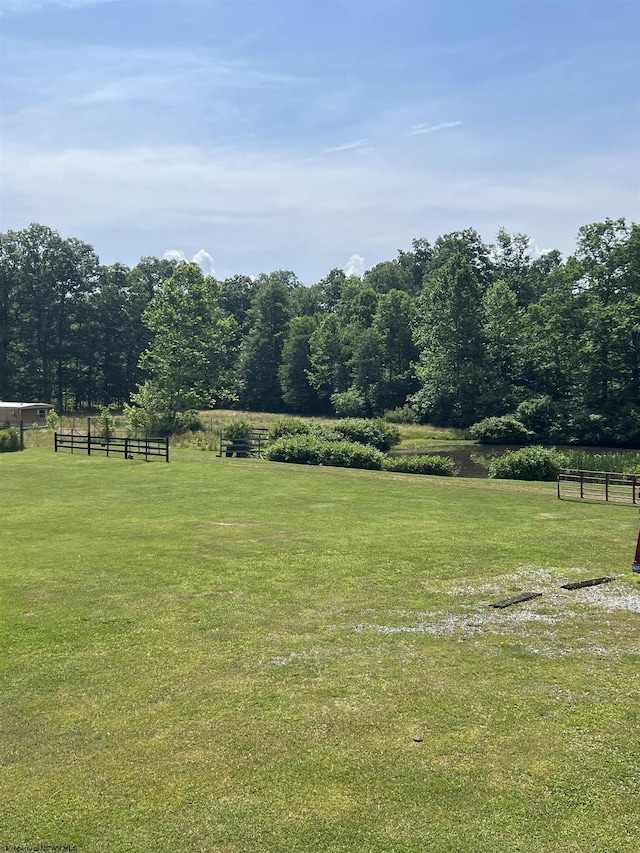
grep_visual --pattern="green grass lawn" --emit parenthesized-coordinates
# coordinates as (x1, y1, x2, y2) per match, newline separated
(2, 446, 639, 852)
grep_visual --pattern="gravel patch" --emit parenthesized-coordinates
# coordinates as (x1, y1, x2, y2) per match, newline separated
(354, 569, 640, 656)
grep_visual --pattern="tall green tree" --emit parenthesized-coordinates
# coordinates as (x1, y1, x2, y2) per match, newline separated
(0, 231, 20, 400)
(574, 218, 634, 412)
(413, 253, 487, 426)
(428, 229, 495, 292)
(307, 314, 351, 401)
(349, 326, 385, 414)
(363, 260, 411, 295)
(314, 267, 347, 313)
(3, 224, 99, 409)
(396, 237, 433, 294)
(123, 257, 177, 400)
(93, 263, 133, 407)
(219, 274, 259, 333)
(278, 315, 323, 413)
(238, 273, 293, 411)
(482, 279, 526, 412)
(522, 260, 586, 402)
(616, 224, 640, 411)
(336, 280, 378, 329)
(370, 288, 418, 410)
(492, 229, 540, 307)
(139, 263, 236, 417)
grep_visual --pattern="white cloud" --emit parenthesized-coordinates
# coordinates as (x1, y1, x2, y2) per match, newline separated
(408, 121, 462, 136)
(0, 40, 323, 162)
(527, 238, 541, 260)
(2, 138, 637, 283)
(322, 139, 372, 154)
(163, 249, 187, 264)
(344, 254, 365, 277)
(163, 248, 216, 276)
(191, 249, 216, 276)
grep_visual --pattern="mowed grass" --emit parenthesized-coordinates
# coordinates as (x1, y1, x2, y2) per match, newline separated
(1, 447, 639, 852)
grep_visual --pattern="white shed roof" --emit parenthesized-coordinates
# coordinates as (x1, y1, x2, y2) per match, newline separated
(0, 402, 54, 409)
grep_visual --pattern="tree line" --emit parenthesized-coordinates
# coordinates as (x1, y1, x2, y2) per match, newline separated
(1, 218, 639, 443)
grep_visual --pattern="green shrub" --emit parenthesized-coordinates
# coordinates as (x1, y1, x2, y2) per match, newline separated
(373, 419, 402, 450)
(268, 417, 312, 442)
(382, 454, 456, 476)
(176, 410, 204, 432)
(223, 418, 254, 441)
(0, 428, 21, 453)
(124, 380, 205, 436)
(383, 405, 417, 424)
(309, 423, 340, 442)
(318, 440, 383, 470)
(170, 430, 219, 452)
(333, 418, 401, 452)
(488, 446, 562, 481)
(98, 406, 117, 437)
(154, 416, 181, 437)
(330, 389, 367, 417)
(46, 410, 60, 432)
(469, 415, 532, 444)
(124, 382, 167, 435)
(265, 435, 383, 470)
(515, 396, 564, 441)
(131, 409, 203, 437)
(265, 434, 324, 465)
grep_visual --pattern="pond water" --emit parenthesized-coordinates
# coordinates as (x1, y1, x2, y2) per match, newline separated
(428, 445, 520, 478)
(404, 445, 640, 479)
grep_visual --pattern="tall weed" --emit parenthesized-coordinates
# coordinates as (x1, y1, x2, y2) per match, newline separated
(559, 449, 640, 473)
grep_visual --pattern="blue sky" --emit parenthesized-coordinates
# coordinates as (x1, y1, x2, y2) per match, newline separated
(1, 0, 638, 283)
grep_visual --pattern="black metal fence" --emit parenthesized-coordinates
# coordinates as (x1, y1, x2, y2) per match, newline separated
(557, 468, 639, 505)
(218, 427, 269, 458)
(55, 432, 169, 462)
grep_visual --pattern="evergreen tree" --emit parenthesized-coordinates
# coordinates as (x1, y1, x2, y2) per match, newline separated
(278, 315, 323, 413)
(2, 224, 99, 410)
(238, 274, 293, 411)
